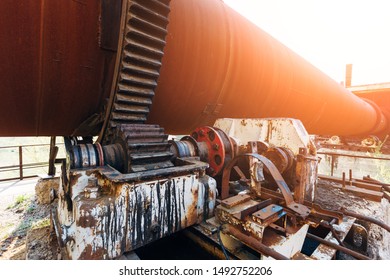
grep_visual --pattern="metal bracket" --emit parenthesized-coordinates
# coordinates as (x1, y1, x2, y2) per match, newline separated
(222, 153, 310, 218)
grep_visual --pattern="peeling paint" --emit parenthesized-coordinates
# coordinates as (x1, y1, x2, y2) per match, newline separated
(55, 166, 216, 259)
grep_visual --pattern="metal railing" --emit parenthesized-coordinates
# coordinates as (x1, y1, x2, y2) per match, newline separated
(0, 143, 64, 182)
(317, 151, 390, 177)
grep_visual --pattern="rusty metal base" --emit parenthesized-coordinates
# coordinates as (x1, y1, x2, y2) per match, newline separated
(53, 159, 216, 260)
(187, 216, 358, 260)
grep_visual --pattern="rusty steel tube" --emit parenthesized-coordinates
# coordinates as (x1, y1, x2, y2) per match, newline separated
(306, 233, 370, 260)
(341, 208, 390, 233)
(223, 225, 289, 260)
(148, 0, 388, 136)
(0, 0, 388, 137)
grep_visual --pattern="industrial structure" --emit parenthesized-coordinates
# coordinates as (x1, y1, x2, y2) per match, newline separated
(0, 0, 389, 259)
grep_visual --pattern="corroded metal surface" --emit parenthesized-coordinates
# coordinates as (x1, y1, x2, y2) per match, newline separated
(220, 153, 310, 218)
(148, 0, 389, 136)
(216, 197, 269, 241)
(307, 232, 370, 260)
(1, 0, 389, 137)
(260, 224, 309, 260)
(220, 194, 251, 209)
(113, 124, 174, 173)
(350, 83, 390, 124)
(100, 0, 172, 142)
(214, 118, 317, 156)
(55, 164, 216, 259)
(223, 225, 289, 260)
(310, 216, 355, 260)
(252, 204, 284, 225)
(0, 0, 116, 136)
(191, 126, 235, 176)
(216, 118, 319, 204)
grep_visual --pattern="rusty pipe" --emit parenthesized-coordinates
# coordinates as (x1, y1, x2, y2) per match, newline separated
(341, 208, 390, 233)
(306, 233, 370, 260)
(0, 0, 388, 137)
(223, 225, 289, 260)
(148, 0, 388, 136)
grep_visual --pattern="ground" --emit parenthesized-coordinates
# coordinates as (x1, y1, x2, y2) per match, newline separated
(0, 178, 388, 260)
(0, 179, 58, 260)
(315, 179, 390, 259)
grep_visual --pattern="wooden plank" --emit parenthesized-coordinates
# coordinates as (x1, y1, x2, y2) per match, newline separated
(344, 185, 383, 202)
(319, 175, 382, 192)
(383, 191, 390, 202)
(319, 175, 383, 202)
(362, 176, 390, 187)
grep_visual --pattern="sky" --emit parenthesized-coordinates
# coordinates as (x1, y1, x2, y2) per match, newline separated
(223, 0, 390, 86)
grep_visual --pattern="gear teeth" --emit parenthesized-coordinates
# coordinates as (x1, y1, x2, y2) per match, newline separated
(115, 124, 174, 173)
(104, 0, 171, 146)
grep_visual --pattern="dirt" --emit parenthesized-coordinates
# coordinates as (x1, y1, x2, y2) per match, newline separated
(315, 179, 390, 259)
(25, 226, 59, 260)
(0, 194, 59, 260)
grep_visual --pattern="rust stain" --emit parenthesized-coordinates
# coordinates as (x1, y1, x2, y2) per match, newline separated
(209, 188, 215, 201)
(77, 202, 99, 228)
(79, 244, 105, 260)
(186, 199, 198, 227)
(69, 173, 82, 187)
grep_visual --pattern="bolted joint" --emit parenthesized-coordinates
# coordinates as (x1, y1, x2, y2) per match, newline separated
(150, 223, 161, 234)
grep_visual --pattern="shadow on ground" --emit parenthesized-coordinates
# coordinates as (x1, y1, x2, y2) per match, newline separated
(0, 195, 57, 260)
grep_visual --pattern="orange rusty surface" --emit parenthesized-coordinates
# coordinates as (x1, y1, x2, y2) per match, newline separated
(0, 0, 388, 137)
(0, 0, 115, 136)
(352, 87, 390, 127)
(148, 0, 388, 136)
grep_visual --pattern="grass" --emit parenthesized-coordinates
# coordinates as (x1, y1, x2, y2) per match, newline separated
(1, 195, 33, 240)
(15, 218, 34, 234)
(0, 223, 16, 240)
(12, 217, 50, 237)
(1, 195, 50, 241)
(26, 204, 37, 214)
(31, 218, 50, 230)
(6, 194, 30, 210)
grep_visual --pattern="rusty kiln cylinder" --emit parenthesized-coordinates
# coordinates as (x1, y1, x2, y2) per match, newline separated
(0, 0, 388, 137)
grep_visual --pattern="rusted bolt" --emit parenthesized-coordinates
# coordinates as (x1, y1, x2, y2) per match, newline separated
(299, 148, 307, 155)
(208, 130, 215, 141)
(151, 224, 161, 234)
(199, 130, 205, 136)
(213, 143, 219, 151)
